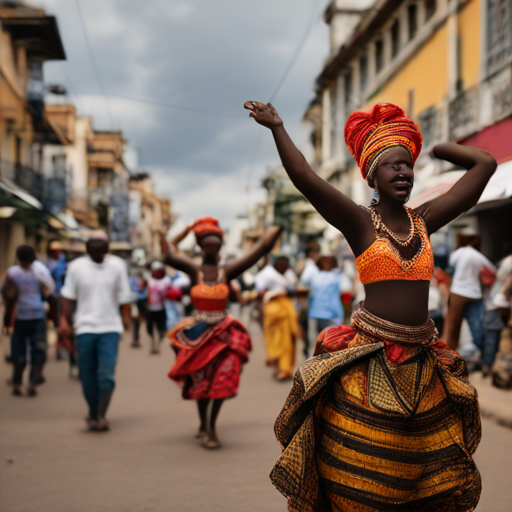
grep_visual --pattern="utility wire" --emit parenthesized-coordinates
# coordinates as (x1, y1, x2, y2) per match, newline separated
(109, 93, 245, 119)
(64, 75, 81, 110)
(74, 0, 114, 130)
(247, 0, 322, 198)
(73, 0, 321, 202)
(246, 130, 263, 197)
(268, 0, 322, 103)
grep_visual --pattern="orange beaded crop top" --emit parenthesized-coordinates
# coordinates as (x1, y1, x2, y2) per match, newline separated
(190, 269, 229, 315)
(355, 206, 434, 285)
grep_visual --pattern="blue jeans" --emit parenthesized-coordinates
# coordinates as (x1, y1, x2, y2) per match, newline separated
(463, 300, 485, 351)
(483, 309, 506, 368)
(76, 332, 119, 418)
(483, 330, 501, 368)
(314, 318, 340, 335)
(11, 319, 47, 365)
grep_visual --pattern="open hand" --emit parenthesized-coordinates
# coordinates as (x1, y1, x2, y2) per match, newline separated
(244, 102, 283, 129)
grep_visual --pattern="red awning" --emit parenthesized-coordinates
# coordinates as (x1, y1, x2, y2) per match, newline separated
(460, 117, 512, 163)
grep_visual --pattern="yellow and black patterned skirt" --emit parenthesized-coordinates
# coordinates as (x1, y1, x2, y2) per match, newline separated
(271, 308, 482, 512)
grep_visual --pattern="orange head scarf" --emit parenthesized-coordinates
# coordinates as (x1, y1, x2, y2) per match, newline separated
(344, 103, 422, 187)
(193, 217, 224, 242)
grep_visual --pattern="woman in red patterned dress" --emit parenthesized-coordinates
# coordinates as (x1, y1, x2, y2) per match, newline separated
(159, 218, 282, 448)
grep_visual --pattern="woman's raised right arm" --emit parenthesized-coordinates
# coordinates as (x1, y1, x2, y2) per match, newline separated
(245, 102, 370, 252)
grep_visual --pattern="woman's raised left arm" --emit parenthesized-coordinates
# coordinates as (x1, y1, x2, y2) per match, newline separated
(224, 226, 283, 281)
(416, 143, 496, 234)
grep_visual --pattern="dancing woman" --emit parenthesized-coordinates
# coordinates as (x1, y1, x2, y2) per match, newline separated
(246, 101, 496, 511)
(160, 217, 282, 449)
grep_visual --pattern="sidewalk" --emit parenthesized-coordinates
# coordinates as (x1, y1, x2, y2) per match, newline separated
(471, 372, 512, 429)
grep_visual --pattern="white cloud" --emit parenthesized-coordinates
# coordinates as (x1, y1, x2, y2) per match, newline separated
(40, 0, 330, 225)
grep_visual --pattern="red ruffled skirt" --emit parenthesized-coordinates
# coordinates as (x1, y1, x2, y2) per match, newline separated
(167, 315, 251, 400)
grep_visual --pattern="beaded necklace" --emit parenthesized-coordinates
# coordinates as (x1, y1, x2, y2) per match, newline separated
(370, 206, 415, 246)
(367, 206, 427, 272)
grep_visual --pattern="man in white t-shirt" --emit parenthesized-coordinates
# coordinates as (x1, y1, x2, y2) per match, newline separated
(60, 232, 134, 431)
(444, 234, 496, 353)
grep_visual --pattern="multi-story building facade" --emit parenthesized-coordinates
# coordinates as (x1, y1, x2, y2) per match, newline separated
(308, 0, 512, 261)
(261, 165, 328, 254)
(86, 131, 131, 242)
(0, 1, 66, 275)
(129, 172, 172, 258)
(43, 107, 136, 244)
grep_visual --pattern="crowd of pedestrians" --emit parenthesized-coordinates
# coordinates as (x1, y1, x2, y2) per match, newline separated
(1, 224, 512, 432)
(0, 231, 190, 432)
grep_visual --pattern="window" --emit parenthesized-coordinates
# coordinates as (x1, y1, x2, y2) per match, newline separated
(407, 89, 415, 118)
(52, 154, 67, 179)
(408, 3, 418, 41)
(360, 53, 369, 93)
(425, 0, 437, 21)
(487, 0, 512, 75)
(375, 39, 384, 73)
(391, 19, 400, 58)
(344, 71, 353, 105)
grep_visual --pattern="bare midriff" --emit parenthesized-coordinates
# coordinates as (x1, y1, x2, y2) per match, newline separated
(363, 280, 430, 326)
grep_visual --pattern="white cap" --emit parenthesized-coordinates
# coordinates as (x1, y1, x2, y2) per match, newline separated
(151, 261, 164, 271)
(87, 230, 109, 241)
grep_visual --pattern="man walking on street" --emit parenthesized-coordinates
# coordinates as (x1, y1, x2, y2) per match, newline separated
(59, 232, 133, 431)
(2, 245, 55, 396)
(443, 232, 496, 359)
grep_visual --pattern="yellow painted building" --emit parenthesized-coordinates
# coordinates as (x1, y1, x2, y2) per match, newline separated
(368, 20, 450, 118)
(305, 0, 512, 260)
(367, 0, 481, 122)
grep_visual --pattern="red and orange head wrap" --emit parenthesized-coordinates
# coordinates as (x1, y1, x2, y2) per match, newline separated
(193, 217, 224, 242)
(344, 103, 422, 187)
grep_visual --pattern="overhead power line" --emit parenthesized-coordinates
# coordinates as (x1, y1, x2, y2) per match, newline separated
(247, 0, 323, 197)
(109, 94, 246, 119)
(74, 0, 114, 130)
(268, 0, 322, 103)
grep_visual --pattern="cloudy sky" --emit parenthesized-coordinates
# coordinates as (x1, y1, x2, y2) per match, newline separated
(39, 0, 330, 226)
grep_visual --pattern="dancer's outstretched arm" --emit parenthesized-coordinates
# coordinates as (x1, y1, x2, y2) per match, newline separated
(417, 143, 497, 234)
(225, 225, 283, 281)
(245, 102, 373, 255)
(158, 231, 198, 279)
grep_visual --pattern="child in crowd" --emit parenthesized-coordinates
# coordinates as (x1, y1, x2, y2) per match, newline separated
(146, 262, 178, 354)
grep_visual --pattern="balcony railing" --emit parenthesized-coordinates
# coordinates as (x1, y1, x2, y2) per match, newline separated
(449, 88, 479, 141)
(0, 160, 67, 214)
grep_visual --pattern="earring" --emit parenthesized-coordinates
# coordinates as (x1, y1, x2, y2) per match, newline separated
(371, 182, 380, 205)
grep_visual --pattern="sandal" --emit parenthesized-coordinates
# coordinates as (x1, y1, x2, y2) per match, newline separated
(276, 371, 293, 381)
(201, 435, 221, 449)
(195, 429, 208, 440)
(85, 417, 98, 431)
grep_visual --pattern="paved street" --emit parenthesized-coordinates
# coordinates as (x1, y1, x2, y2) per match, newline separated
(1, 316, 512, 512)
